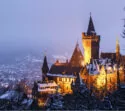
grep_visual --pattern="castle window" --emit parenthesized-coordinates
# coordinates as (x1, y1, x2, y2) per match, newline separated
(65, 78, 67, 82)
(67, 86, 68, 90)
(59, 78, 62, 81)
(110, 78, 112, 83)
(69, 78, 70, 82)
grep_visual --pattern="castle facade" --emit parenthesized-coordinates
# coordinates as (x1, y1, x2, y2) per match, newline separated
(39, 14, 125, 96)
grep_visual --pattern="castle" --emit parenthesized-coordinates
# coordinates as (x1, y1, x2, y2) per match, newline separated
(36, 14, 125, 98)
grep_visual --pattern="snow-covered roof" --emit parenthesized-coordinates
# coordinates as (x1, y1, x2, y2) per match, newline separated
(38, 82, 58, 88)
(86, 58, 124, 75)
(89, 71, 99, 75)
(38, 88, 56, 92)
(47, 73, 76, 78)
(88, 62, 99, 75)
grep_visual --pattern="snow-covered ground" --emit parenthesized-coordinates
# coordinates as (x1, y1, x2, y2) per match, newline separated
(0, 90, 33, 110)
(0, 54, 51, 90)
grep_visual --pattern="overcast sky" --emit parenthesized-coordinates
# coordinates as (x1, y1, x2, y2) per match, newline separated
(0, 0, 125, 57)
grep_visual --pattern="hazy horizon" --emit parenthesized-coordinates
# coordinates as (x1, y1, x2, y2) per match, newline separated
(0, 0, 125, 63)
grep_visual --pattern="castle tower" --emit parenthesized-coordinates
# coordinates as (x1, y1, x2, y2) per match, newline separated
(116, 37, 120, 62)
(42, 56, 49, 82)
(82, 14, 100, 64)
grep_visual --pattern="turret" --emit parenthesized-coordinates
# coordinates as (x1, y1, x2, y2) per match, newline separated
(87, 13, 96, 36)
(116, 37, 120, 62)
(42, 56, 49, 82)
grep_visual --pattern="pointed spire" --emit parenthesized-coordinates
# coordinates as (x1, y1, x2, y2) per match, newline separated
(70, 41, 84, 67)
(76, 40, 79, 51)
(116, 36, 120, 53)
(42, 56, 49, 74)
(87, 13, 96, 35)
(116, 36, 119, 46)
(116, 37, 120, 63)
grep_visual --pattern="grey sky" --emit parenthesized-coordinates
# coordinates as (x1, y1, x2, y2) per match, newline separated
(0, 0, 125, 57)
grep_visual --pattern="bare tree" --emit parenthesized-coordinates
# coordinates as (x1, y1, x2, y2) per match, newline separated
(122, 19, 125, 38)
(122, 7, 125, 38)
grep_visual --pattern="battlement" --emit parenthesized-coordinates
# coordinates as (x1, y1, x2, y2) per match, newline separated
(82, 32, 100, 40)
